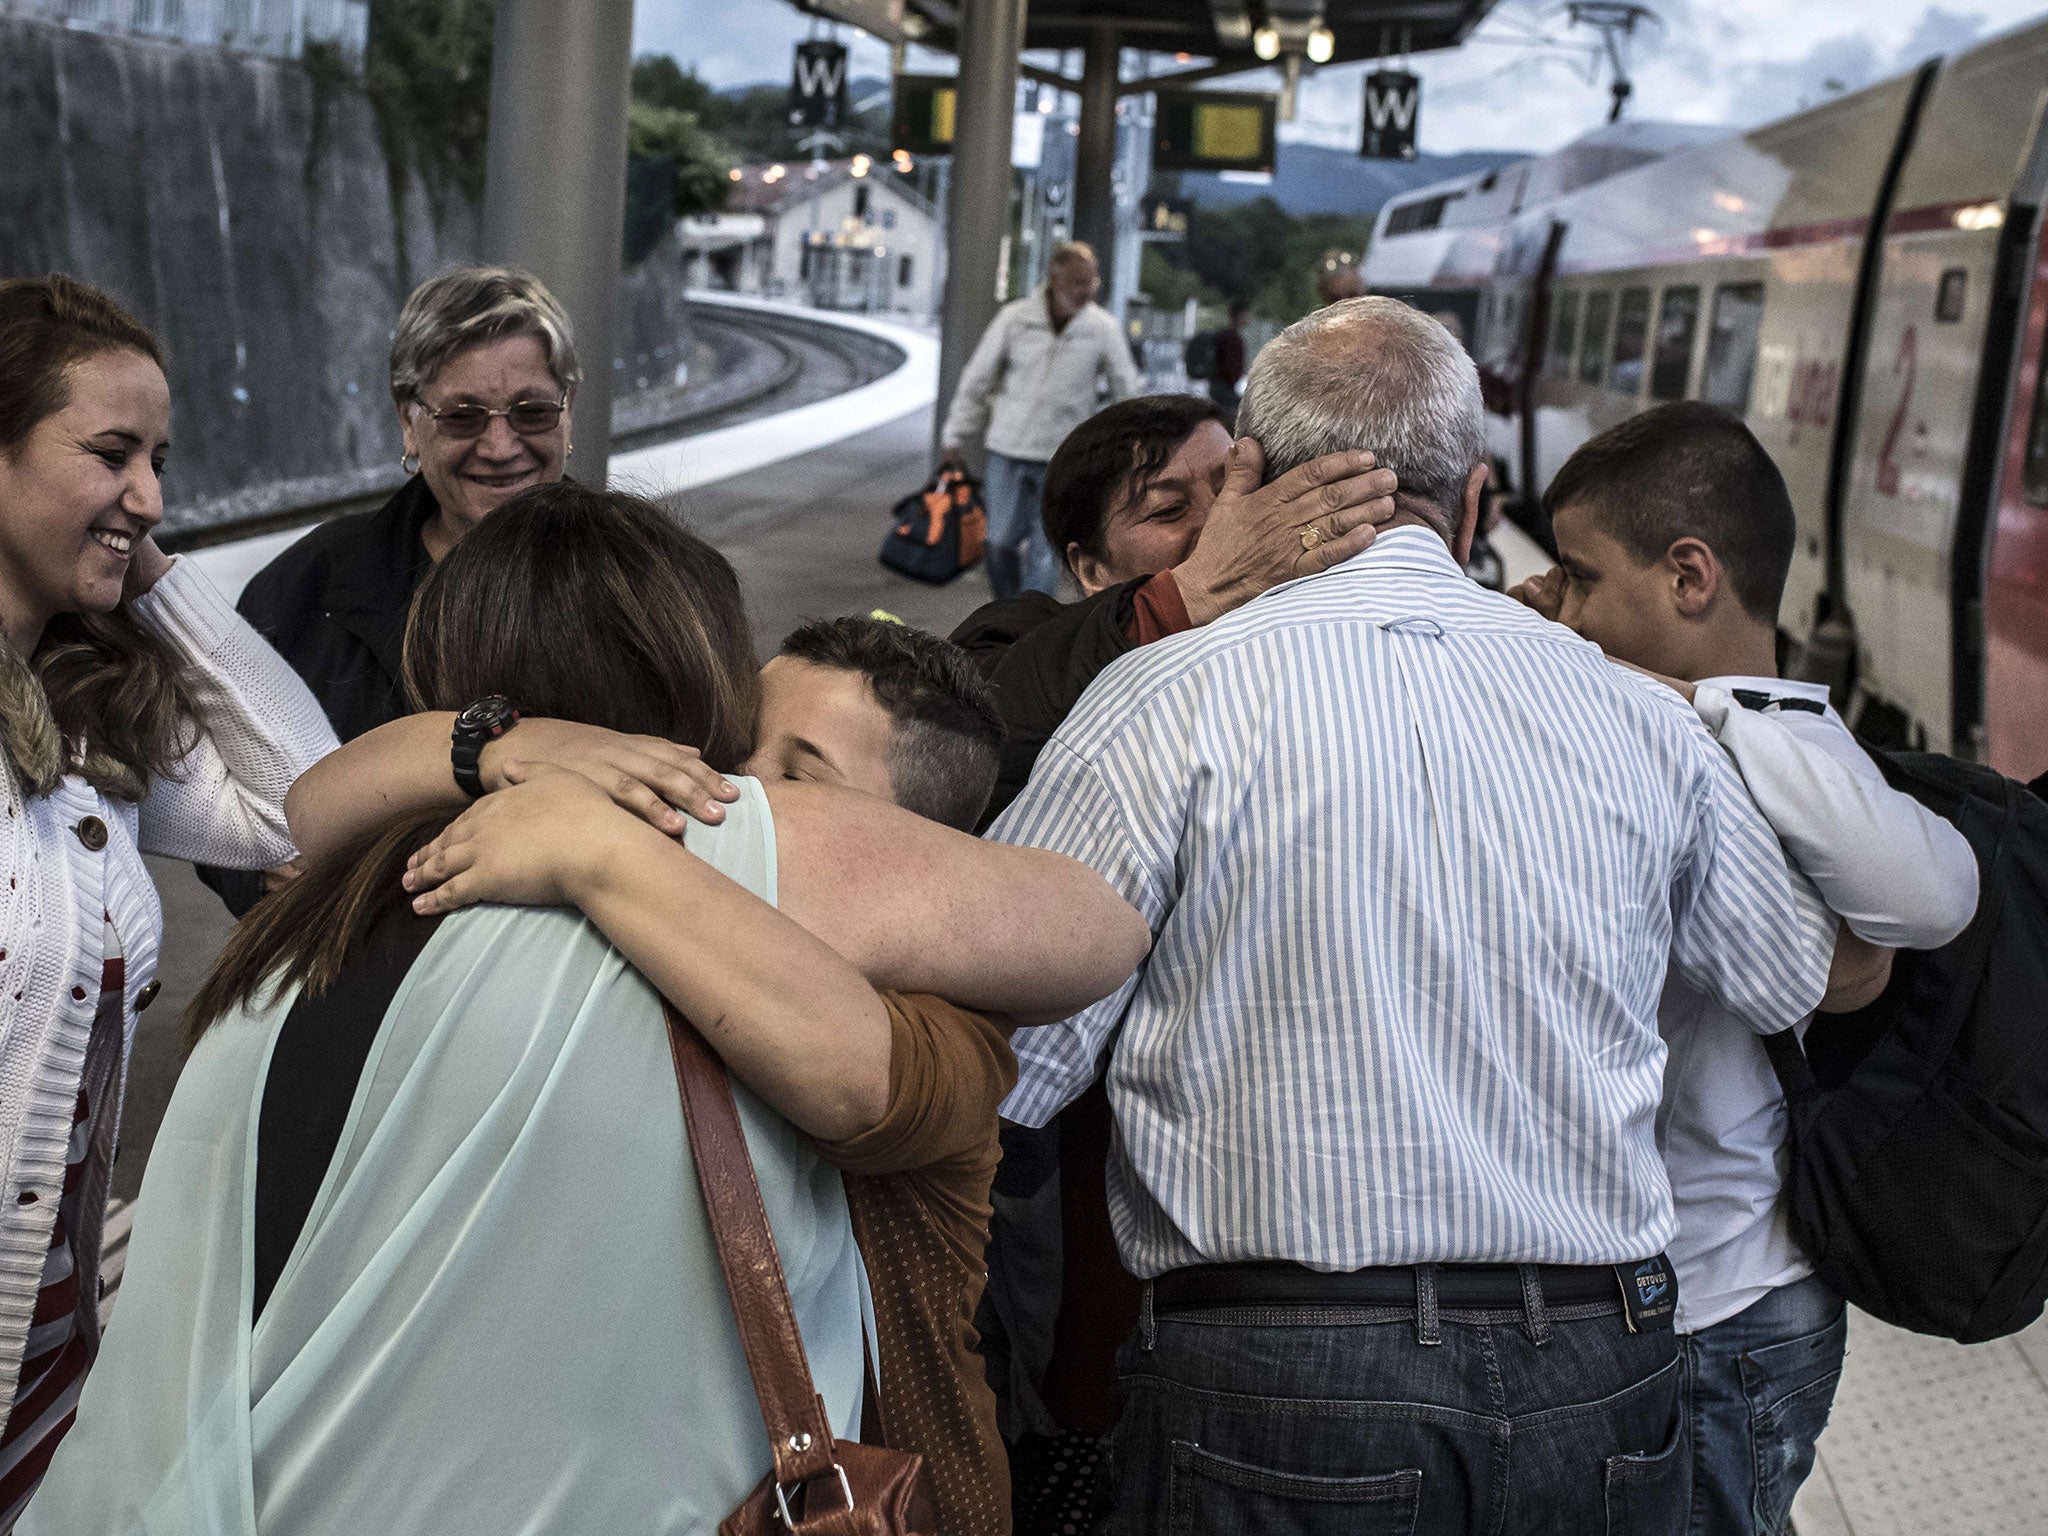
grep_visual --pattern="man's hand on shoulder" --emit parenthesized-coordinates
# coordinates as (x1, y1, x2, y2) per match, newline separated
(1171, 439, 1399, 627)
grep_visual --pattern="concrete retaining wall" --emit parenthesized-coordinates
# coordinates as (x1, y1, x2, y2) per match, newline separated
(0, 16, 695, 536)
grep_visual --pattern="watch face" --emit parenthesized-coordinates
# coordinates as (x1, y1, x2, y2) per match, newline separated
(457, 695, 516, 734)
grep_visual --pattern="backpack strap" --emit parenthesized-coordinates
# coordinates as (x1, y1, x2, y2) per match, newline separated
(1760, 1025, 1816, 1106)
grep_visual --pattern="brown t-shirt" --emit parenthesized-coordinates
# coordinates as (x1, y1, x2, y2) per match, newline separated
(819, 993, 1017, 1536)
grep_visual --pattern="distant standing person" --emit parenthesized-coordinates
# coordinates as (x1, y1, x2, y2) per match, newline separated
(1209, 300, 1251, 423)
(1314, 247, 1364, 308)
(940, 243, 1141, 599)
(197, 266, 579, 914)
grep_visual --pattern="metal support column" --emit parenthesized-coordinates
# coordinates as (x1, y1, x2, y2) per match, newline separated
(937, 0, 1028, 455)
(482, 0, 635, 487)
(1073, 25, 1121, 287)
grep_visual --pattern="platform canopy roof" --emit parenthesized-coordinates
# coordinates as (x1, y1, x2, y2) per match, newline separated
(796, 0, 1501, 75)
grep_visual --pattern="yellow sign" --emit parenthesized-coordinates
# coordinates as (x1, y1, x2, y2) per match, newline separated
(1192, 103, 1266, 162)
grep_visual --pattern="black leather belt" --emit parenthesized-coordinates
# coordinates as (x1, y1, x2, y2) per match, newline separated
(1151, 1258, 1652, 1314)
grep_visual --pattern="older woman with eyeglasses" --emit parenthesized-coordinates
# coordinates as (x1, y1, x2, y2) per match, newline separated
(199, 267, 579, 914)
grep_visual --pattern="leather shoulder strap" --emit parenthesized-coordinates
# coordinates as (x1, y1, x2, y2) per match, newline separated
(663, 1002, 839, 1488)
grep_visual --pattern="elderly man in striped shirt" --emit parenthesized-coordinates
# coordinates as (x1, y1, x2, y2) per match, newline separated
(988, 297, 1861, 1535)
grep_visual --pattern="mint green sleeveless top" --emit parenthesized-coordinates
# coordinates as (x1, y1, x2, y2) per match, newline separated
(26, 779, 864, 1535)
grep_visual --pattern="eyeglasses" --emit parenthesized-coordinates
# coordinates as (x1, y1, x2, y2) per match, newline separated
(416, 398, 567, 439)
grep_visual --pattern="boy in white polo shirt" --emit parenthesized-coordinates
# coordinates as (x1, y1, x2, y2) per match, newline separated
(1514, 402, 1979, 1536)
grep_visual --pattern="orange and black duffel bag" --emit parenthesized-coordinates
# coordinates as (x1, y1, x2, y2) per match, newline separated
(878, 468, 987, 585)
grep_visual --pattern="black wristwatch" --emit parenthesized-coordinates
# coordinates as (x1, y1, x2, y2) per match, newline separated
(451, 695, 521, 799)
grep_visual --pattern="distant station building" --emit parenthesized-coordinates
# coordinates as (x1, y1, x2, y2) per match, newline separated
(679, 159, 943, 319)
(6, 0, 369, 57)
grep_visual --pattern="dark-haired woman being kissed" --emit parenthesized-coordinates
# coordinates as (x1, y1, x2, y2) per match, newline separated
(25, 481, 1148, 1535)
(0, 274, 337, 1521)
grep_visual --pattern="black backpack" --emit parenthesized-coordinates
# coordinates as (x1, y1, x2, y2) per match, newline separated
(1763, 751, 2048, 1343)
(1183, 330, 1219, 380)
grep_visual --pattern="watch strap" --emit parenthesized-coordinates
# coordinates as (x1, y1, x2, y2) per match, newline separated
(451, 697, 519, 800)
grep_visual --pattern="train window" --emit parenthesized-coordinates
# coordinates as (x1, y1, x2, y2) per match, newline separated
(1937, 268, 1968, 323)
(1651, 286, 1701, 401)
(1610, 287, 1652, 394)
(1703, 283, 1765, 411)
(1386, 195, 1450, 236)
(1579, 292, 1613, 385)
(1547, 290, 1581, 378)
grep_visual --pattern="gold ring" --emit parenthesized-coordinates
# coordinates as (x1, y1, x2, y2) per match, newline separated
(1301, 524, 1323, 552)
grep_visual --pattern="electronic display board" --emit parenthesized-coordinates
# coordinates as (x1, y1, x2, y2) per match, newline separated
(1151, 90, 1277, 175)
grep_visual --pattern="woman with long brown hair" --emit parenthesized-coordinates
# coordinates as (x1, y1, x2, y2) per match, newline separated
(0, 273, 336, 1520)
(25, 481, 1147, 1535)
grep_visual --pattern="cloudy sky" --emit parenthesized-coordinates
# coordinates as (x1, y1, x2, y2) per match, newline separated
(632, 1, 2048, 155)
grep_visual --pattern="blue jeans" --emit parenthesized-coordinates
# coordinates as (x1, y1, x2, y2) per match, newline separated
(983, 451, 1060, 599)
(1680, 1275, 1847, 1536)
(1108, 1278, 1687, 1535)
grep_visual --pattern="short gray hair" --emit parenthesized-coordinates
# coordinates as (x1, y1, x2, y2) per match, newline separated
(388, 266, 582, 407)
(1236, 296, 1485, 531)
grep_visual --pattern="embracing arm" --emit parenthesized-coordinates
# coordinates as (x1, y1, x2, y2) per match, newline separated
(1692, 685, 1979, 949)
(285, 712, 740, 864)
(406, 770, 890, 1141)
(129, 554, 338, 867)
(763, 779, 1152, 1025)
(574, 815, 891, 1140)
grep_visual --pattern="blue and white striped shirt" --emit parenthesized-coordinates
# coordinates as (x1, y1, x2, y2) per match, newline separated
(991, 527, 1834, 1276)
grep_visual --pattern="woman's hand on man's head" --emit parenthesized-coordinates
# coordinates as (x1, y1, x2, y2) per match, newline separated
(478, 717, 739, 832)
(405, 763, 666, 914)
(1172, 440, 1399, 627)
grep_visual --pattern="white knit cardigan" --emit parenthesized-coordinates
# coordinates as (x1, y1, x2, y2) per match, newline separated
(0, 557, 336, 1408)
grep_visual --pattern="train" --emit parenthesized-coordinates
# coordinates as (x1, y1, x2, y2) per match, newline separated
(1363, 18, 2048, 785)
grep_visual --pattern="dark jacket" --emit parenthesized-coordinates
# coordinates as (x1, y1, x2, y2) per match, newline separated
(949, 582, 1155, 1443)
(196, 476, 438, 914)
(949, 579, 1147, 830)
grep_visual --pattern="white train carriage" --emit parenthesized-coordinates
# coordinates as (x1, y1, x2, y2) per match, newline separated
(1363, 21, 2048, 782)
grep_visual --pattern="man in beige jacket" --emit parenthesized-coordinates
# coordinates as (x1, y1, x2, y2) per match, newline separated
(941, 243, 1142, 598)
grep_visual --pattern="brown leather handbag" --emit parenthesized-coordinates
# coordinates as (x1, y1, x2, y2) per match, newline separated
(661, 1002, 936, 1535)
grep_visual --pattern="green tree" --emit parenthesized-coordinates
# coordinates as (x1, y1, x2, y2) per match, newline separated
(1139, 245, 1220, 313)
(628, 99, 733, 217)
(713, 81, 895, 166)
(631, 54, 725, 123)
(1143, 194, 1376, 323)
(364, 0, 495, 210)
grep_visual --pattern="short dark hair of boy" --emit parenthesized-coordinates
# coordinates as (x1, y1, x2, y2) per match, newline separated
(1041, 394, 1229, 575)
(778, 617, 1004, 832)
(1542, 401, 1797, 622)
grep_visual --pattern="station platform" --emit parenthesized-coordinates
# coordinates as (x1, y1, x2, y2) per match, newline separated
(126, 301, 2046, 1536)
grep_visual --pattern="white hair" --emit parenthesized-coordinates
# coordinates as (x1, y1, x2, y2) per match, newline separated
(1236, 296, 1485, 528)
(388, 265, 581, 407)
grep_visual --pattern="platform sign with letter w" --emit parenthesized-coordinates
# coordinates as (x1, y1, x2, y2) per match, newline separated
(789, 40, 850, 130)
(1361, 70, 1420, 160)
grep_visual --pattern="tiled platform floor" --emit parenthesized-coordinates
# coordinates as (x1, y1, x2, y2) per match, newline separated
(1793, 1309, 2048, 1536)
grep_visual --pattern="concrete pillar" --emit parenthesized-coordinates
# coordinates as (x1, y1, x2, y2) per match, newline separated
(937, 0, 1028, 456)
(1073, 25, 1121, 290)
(482, 0, 635, 487)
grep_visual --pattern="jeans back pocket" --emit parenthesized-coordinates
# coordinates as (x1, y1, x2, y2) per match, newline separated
(1168, 1440, 1422, 1536)
(1604, 1402, 1686, 1536)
